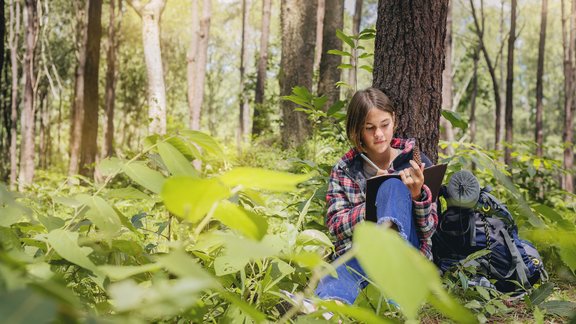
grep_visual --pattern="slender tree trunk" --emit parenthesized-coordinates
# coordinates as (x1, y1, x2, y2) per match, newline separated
(373, 0, 448, 163)
(252, 0, 271, 137)
(470, 0, 502, 152)
(498, 0, 505, 151)
(38, 91, 48, 169)
(504, 0, 517, 165)
(280, 0, 317, 148)
(561, 0, 575, 192)
(313, 0, 325, 77)
(0, 0, 4, 79)
(535, 0, 548, 158)
(19, 0, 38, 189)
(187, 0, 210, 131)
(470, 45, 479, 144)
(129, 0, 167, 135)
(239, 0, 250, 145)
(103, 0, 122, 158)
(69, 1, 88, 177)
(9, 0, 20, 190)
(441, 0, 454, 155)
(317, 0, 344, 110)
(79, 0, 103, 177)
(348, 0, 362, 91)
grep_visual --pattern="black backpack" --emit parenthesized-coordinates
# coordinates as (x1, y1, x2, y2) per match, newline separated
(432, 170, 548, 292)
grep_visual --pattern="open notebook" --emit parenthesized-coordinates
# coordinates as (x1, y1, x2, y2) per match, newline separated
(365, 163, 447, 222)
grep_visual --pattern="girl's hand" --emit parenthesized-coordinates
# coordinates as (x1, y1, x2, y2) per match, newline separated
(399, 160, 425, 200)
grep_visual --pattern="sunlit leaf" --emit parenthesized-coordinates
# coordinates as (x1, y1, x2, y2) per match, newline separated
(327, 49, 352, 57)
(123, 162, 166, 194)
(161, 177, 229, 222)
(336, 29, 355, 48)
(296, 229, 333, 248)
(318, 300, 392, 324)
(75, 195, 122, 235)
(158, 142, 199, 177)
(46, 229, 98, 273)
(359, 65, 373, 73)
(106, 187, 151, 200)
(219, 167, 310, 192)
(182, 130, 225, 159)
(99, 263, 161, 281)
(156, 249, 215, 282)
(0, 205, 26, 227)
(213, 201, 268, 240)
(96, 157, 124, 177)
(337, 63, 354, 69)
(262, 259, 294, 292)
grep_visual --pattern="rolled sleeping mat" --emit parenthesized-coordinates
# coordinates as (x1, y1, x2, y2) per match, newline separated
(446, 170, 481, 208)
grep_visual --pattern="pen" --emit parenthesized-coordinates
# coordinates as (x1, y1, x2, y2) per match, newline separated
(359, 153, 381, 172)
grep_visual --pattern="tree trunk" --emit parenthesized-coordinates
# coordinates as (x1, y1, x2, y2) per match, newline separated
(504, 0, 517, 165)
(252, 0, 272, 137)
(348, 0, 362, 91)
(38, 91, 48, 169)
(0, 0, 4, 79)
(187, 0, 210, 131)
(440, 0, 454, 155)
(561, 0, 575, 192)
(313, 0, 324, 77)
(19, 0, 37, 189)
(239, 0, 250, 145)
(470, 0, 502, 152)
(498, 0, 505, 151)
(130, 0, 167, 135)
(469, 45, 479, 144)
(8, 0, 20, 190)
(317, 0, 344, 110)
(69, 1, 88, 177)
(535, 0, 548, 158)
(79, 0, 103, 177)
(280, 0, 317, 148)
(103, 0, 122, 158)
(372, 0, 448, 163)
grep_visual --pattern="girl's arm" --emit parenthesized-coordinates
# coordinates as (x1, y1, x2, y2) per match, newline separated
(325, 167, 365, 241)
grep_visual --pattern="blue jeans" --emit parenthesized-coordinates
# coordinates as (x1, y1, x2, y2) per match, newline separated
(315, 178, 420, 304)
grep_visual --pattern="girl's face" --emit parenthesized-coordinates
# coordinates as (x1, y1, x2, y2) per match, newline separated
(361, 108, 395, 158)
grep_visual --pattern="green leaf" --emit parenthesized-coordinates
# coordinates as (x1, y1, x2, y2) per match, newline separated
(96, 157, 124, 177)
(318, 300, 393, 324)
(296, 229, 333, 248)
(181, 130, 225, 159)
(156, 249, 215, 282)
(327, 49, 352, 57)
(538, 300, 576, 317)
(213, 201, 268, 240)
(161, 177, 229, 222)
(358, 53, 374, 59)
(52, 196, 83, 208)
(75, 195, 122, 235)
(261, 259, 294, 292)
(359, 65, 373, 73)
(327, 100, 345, 117)
(337, 63, 354, 69)
(106, 187, 151, 200)
(285, 251, 329, 269)
(46, 229, 98, 273)
(219, 291, 268, 323)
(336, 29, 355, 48)
(219, 167, 310, 192)
(533, 204, 574, 229)
(292, 86, 313, 99)
(123, 162, 165, 194)
(530, 282, 554, 306)
(99, 263, 161, 281)
(441, 109, 469, 131)
(0, 289, 58, 323)
(166, 136, 202, 160)
(158, 142, 199, 177)
(0, 205, 26, 227)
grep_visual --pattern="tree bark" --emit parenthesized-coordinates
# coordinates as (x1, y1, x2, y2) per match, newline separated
(280, 0, 317, 148)
(504, 0, 517, 165)
(313, 0, 324, 77)
(535, 0, 547, 158)
(8, 0, 20, 190)
(348, 0, 362, 91)
(469, 45, 479, 144)
(372, 0, 448, 163)
(38, 90, 48, 169)
(79, 0, 103, 177)
(103, 0, 122, 158)
(440, 0, 454, 155)
(187, 0, 210, 131)
(0, 0, 4, 79)
(317, 0, 344, 110)
(239, 0, 250, 144)
(470, 0, 502, 152)
(561, 0, 575, 192)
(19, 0, 37, 189)
(252, 0, 272, 137)
(130, 0, 167, 135)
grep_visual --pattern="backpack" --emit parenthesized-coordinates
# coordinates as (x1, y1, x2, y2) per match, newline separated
(432, 170, 548, 292)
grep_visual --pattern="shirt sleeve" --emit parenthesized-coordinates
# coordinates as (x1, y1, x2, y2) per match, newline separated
(325, 167, 365, 242)
(412, 184, 438, 259)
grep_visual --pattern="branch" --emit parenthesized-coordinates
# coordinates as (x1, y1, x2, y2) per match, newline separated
(126, 0, 143, 16)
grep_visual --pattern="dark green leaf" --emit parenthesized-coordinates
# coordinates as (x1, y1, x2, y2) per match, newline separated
(538, 300, 576, 317)
(327, 49, 352, 57)
(441, 109, 468, 131)
(530, 282, 554, 306)
(0, 289, 57, 323)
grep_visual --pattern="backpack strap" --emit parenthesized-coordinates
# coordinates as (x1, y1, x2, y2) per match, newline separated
(499, 228, 532, 289)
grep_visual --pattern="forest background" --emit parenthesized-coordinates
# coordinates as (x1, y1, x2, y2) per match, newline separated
(0, 0, 575, 323)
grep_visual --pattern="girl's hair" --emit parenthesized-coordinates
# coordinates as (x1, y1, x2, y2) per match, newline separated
(346, 87, 396, 150)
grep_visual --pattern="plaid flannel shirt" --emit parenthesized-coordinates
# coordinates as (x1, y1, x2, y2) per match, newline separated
(325, 138, 438, 260)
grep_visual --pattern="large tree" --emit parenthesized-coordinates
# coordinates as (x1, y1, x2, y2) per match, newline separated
(8, 0, 20, 190)
(372, 0, 448, 163)
(239, 0, 250, 144)
(561, 0, 575, 192)
(252, 0, 272, 137)
(440, 0, 454, 155)
(535, 0, 548, 158)
(317, 0, 344, 109)
(504, 0, 517, 165)
(279, 0, 317, 148)
(19, 0, 38, 189)
(129, 0, 167, 135)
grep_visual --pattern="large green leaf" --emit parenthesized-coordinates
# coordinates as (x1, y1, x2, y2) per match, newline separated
(336, 29, 355, 48)
(213, 234, 284, 276)
(213, 201, 268, 240)
(156, 249, 215, 282)
(123, 162, 166, 194)
(106, 187, 151, 200)
(318, 300, 393, 324)
(530, 282, 554, 306)
(96, 157, 124, 177)
(161, 177, 229, 222)
(181, 130, 224, 159)
(76, 195, 122, 235)
(296, 229, 333, 248)
(157, 142, 199, 177)
(46, 229, 98, 273)
(538, 300, 576, 317)
(0, 289, 57, 323)
(99, 263, 161, 281)
(219, 167, 310, 192)
(0, 205, 26, 227)
(441, 109, 468, 131)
